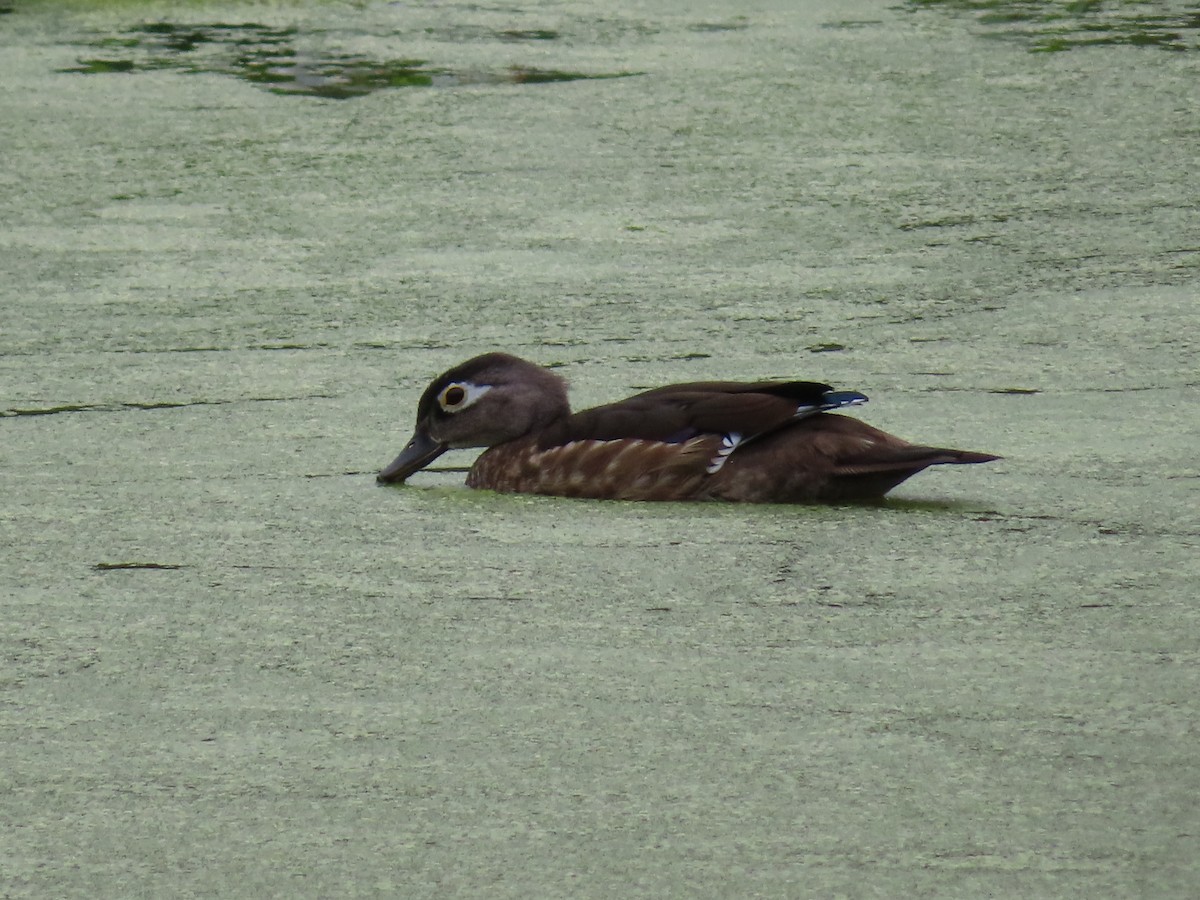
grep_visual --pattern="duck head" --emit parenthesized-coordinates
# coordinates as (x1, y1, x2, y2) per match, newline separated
(377, 352, 570, 484)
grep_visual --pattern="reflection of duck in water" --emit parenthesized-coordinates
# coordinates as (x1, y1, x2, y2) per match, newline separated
(378, 352, 1000, 503)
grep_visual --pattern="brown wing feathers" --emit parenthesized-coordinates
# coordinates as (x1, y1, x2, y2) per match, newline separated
(541, 381, 833, 449)
(794, 416, 1001, 476)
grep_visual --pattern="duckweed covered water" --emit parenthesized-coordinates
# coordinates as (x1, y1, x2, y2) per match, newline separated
(62, 20, 641, 98)
(908, 0, 1200, 52)
(3, 0, 1199, 897)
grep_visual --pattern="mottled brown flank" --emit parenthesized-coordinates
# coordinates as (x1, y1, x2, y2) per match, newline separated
(468, 435, 722, 500)
(466, 415, 998, 503)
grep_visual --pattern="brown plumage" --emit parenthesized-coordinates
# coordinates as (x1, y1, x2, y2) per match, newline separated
(377, 352, 1000, 503)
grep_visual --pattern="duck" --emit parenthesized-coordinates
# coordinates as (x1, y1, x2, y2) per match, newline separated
(376, 352, 999, 503)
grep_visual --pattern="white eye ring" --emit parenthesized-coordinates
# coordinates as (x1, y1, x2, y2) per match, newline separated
(437, 381, 492, 413)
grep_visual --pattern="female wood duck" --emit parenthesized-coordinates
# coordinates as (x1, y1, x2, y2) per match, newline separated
(377, 352, 999, 502)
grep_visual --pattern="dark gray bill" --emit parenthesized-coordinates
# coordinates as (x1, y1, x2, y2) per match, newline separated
(377, 429, 448, 484)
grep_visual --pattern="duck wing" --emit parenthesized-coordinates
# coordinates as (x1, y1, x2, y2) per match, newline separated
(706, 413, 1000, 502)
(538, 380, 866, 449)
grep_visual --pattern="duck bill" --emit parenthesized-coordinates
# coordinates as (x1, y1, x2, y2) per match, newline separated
(377, 428, 448, 484)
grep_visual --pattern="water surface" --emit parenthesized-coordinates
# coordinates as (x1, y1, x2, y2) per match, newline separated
(2, 0, 1198, 896)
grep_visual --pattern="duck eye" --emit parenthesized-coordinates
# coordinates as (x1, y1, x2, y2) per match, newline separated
(440, 384, 467, 409)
